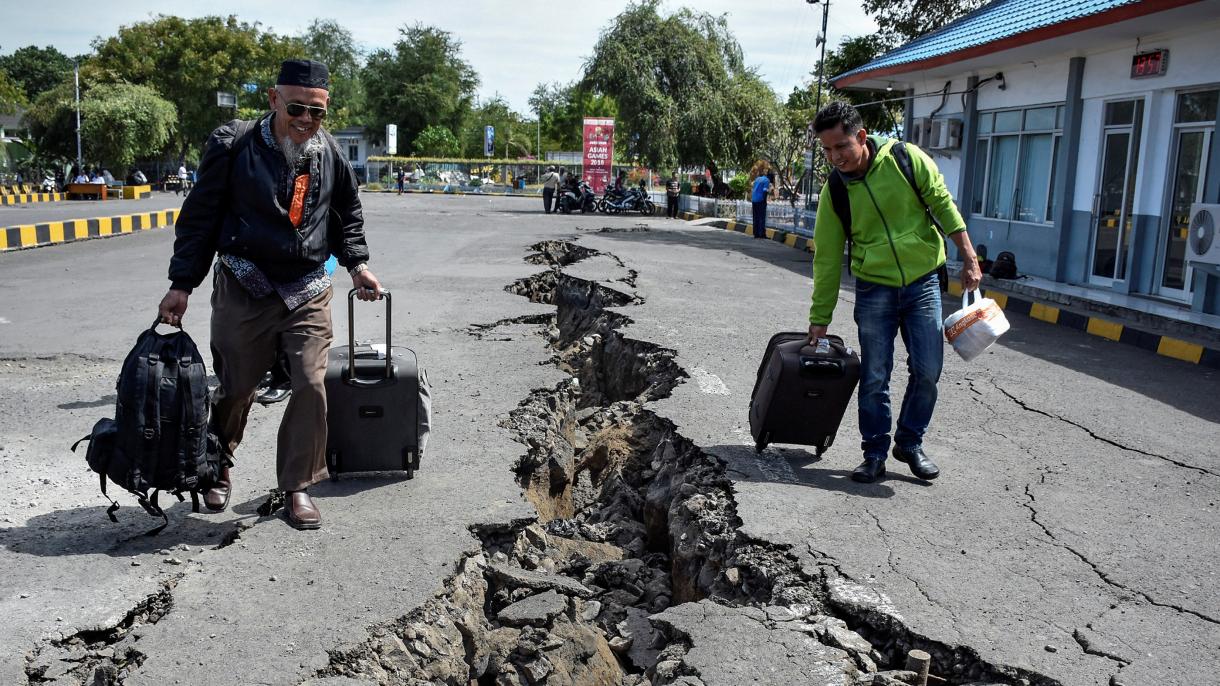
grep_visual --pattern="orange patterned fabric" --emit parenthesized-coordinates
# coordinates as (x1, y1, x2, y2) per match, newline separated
(289, 173, 310, 227)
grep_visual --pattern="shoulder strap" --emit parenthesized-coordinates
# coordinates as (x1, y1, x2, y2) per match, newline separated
(892, 142, 946, 238)
(827, 169, 852, 242)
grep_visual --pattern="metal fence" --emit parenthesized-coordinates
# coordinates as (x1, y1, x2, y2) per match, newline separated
(650, 193, 817, 238)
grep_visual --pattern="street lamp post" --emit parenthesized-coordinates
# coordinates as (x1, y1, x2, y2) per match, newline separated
(74, 61, 82, 172)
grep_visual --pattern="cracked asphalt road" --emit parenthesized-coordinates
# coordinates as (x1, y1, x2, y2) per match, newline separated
(1, 193, 1217, 685)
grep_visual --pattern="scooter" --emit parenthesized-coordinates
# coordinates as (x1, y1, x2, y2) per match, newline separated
(559, 180, 596, 214)
(601, 186, 655, 216)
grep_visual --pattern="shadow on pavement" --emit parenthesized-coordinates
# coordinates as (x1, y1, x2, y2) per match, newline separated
(595, 223, 1220, 422)
(0, 502, 242, 557)
(710, 444, 933, 498)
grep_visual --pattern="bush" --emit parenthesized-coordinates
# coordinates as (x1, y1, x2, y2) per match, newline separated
(728, 172, 749, 199)
(365, 182, 384, 191)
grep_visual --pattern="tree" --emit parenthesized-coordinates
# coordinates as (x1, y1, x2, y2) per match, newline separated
(90, 15, 302, 162)
(297, 19, 365, 131)
(861, 0, 987, 44)
(809, 35, 904, 135)
(0, 45, 73, 102)
(459, 96, 531, 158)
(0, 70, 23, 115)
(582, 1, 782, 177)
(363, 24, 478, 150)
(24, 81, 176, 169)
(528, 81, 617, 153)
(412, 125, 460, 158)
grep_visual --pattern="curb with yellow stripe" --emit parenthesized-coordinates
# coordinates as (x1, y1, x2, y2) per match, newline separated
(690, 211, 1220, 369)
(0, 192, 64, 205)
(0, 208, 181, 251)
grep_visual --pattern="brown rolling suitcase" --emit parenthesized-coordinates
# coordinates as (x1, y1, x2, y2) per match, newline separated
(324, 289, 422, 478)
(748, 333, 861, 455)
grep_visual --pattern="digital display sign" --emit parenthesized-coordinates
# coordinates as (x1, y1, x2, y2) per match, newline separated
(1131, 49, 1169, 78)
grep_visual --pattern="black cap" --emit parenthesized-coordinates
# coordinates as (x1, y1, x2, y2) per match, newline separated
(276, 59, 329, 90)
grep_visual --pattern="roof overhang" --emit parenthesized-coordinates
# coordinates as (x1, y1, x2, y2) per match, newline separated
(835, 0, 1213, 90)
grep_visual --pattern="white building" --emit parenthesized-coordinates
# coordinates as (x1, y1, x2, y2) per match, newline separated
(836, 0, 1220, 315)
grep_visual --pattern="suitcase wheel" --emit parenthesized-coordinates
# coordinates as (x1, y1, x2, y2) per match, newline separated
(328, 450, 340, 481)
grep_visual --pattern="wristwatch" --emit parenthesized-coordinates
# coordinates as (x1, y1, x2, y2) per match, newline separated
(348, 262, 368, 276)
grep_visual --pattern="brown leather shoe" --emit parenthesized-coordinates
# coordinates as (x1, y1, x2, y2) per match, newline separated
(203, 466, 231, 512)
(285, 491, 321, 530)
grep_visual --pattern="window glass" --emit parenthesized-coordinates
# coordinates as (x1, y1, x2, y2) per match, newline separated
(1056, 105, 1065, 129)
(1025, 107, 1056, 131)
(994, 110, 1021, 133)
(978, 112, 993, 134)
(972, 138, 989, 214)
(986, 136, 1019, 219)
(1175, 90, 1219, 124)
(1105, 100, 1135, 126)
(1016, 134, 1053, 222)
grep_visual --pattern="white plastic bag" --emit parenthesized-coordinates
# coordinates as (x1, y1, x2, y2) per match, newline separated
(943, 289, 1010, 361)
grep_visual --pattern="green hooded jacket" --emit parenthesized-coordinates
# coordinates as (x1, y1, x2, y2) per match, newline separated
(809, 136, 966, 325)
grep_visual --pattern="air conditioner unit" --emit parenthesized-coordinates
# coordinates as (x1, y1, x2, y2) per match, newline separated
(1187, 203, 1220, 266)
(910, 117, 932, 148)
(928, 118, 963, 150)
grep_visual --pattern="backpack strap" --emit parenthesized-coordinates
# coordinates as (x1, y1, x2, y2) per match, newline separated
(892, 142, 947, 238)
(826, 169, 853, 264)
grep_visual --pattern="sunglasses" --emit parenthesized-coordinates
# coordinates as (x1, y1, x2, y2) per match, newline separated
(284, 102, 327, 120)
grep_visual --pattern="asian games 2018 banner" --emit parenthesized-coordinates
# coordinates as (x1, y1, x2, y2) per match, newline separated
(582, 117, 614, 195)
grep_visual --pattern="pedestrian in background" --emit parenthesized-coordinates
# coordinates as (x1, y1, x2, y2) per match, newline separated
(666, 171, 681, 219)
(751, 168, 774, 239)
(540, 165, 560, 214)
(807, 101, 981, 484)
(396, 167, 405, 195)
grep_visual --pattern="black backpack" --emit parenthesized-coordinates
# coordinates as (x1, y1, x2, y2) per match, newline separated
(72, 321, 224, 534)
(826, 141, 951, 292)
(990, 251, 1019, 279)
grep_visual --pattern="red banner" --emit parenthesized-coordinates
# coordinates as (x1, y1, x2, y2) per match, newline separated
(582, 118, 614, 195)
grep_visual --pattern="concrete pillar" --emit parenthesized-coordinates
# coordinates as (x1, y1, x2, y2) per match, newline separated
(1053, 57, 1087, 283)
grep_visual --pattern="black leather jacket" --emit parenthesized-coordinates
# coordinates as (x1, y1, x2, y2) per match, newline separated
(169, 115, 369, 291)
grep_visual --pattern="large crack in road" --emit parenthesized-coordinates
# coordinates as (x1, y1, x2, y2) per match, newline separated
(311, 239, 1061, 686)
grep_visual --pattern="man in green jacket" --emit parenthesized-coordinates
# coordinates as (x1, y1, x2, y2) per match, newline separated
(808, 102, 982, 484)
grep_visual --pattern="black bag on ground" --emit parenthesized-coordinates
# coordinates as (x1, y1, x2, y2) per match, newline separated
(749, 333, 861, 455)
(72, 320, 224, 534)
(990, 251, 1019, 279)
(325, 289, 429, 478)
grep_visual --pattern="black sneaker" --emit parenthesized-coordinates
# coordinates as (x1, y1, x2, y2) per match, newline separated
(851, 458, 886, 483)
(892, 445, 940, 480)
(256, 385, 292, 405)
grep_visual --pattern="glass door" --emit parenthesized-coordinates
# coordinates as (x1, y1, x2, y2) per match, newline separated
(1159, 90, 1218, 299)
(1091, 100, 1144, 283)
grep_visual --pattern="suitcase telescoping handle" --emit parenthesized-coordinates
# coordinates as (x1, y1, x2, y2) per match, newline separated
(346, 288, 392, 383)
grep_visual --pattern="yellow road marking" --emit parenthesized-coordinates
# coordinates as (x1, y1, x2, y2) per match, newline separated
(1086, 318, 1123, 341)
(1157, 337, 1203, 363)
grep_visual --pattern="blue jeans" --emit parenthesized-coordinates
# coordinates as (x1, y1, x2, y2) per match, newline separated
(853, 271, 944, 460)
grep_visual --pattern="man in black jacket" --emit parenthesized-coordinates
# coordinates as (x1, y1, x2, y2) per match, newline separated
(157, 59, 381, 530)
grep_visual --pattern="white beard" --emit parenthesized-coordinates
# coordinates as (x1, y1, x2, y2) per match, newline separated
(280, 131, 324, 169)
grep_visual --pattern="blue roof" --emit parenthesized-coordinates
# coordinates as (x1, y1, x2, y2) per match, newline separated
(835, 0, 1142, 84)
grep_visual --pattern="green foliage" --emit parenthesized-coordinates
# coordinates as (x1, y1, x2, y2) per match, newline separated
(728, 172, 749, 198)
(412, 125, 460, 158)
(0, 69, 24, 115)
(363, 24, 478, 151)
(24, 81, 176, 169)
(582, 1, 782, 173)
(528, 81, 618, 153)
(90, 15, 302, 160)
(0, 45, 73, 103)
(297, 19, 365, 131)
(861, 0, 986, 44)
(805, 34, 903, 135)
(459, 96, 532, 158)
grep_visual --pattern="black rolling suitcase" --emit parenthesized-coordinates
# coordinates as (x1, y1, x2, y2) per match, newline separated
(749, 333, 860, 455)
(325, 289, 422, 478)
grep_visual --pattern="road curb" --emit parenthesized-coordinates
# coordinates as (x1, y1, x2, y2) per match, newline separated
(690, 212, 1220, 369)
(0, 192, 64, 205)
(0, 208, 181, 252)
(366, 188, 539, 198)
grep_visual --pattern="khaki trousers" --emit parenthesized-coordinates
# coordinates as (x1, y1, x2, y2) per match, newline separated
(209, 266, 333, 492)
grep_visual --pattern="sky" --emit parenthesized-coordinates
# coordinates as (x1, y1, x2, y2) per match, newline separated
(0, 1, 879, 115)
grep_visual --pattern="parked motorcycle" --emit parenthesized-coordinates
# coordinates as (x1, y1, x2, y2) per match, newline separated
(601, 186, 655, 216)
(40, 173, 56, 193)
(559, 179, 597, 214)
